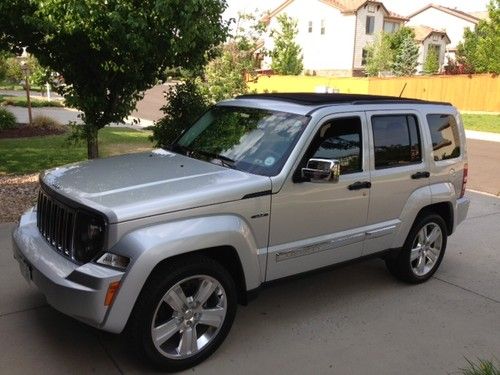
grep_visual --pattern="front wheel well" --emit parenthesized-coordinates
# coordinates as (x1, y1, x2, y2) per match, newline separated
(415, 202, 454, 235)
(149, 246, 248, 305)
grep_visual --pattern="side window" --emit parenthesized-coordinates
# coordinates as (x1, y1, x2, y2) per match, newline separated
(426, 114, 461, 161)
(310, 117, 363, 174)
(372, 115, 422, 169)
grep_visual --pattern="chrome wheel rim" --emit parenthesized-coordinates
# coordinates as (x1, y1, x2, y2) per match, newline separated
(151, 275, 227, 360)
(410, 223, 443, 277)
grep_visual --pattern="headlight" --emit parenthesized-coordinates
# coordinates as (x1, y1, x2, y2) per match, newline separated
(96, 252, 130, 270)
(73, 211, 106, 263)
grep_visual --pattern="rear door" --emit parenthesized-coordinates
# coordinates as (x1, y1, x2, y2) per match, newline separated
(363, 110, 431, 256)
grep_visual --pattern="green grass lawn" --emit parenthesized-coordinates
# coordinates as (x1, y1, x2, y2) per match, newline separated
(0, 127, 153, 175)
(0, 95, 64, 108)
(462, 114, 500, 134)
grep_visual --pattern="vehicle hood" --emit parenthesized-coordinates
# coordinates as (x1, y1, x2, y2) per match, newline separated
(41, 150, 271, 223)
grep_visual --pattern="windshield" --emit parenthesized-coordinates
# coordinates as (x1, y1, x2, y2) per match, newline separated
(173, 106, 309, 177)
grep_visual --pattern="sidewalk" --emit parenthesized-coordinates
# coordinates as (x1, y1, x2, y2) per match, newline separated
(5, 105, 153, 129)
(465, 129, 500, 143)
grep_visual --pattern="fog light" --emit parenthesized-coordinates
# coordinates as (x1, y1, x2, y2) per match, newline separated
(96, 253, 130, 269)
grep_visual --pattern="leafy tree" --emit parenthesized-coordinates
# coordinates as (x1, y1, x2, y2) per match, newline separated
(270, 14, 303, 75)
(152, 80, 208, 149)
(423, 47, 440, 74)
(197, 12, 265, 103)
(0, 0, 228, 158)
(457, 0, 500, 73)
(388, 27, 420, 76)
(365, 32, 392, 76)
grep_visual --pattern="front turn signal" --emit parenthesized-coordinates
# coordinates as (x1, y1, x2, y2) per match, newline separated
(104, 281, 120, 306)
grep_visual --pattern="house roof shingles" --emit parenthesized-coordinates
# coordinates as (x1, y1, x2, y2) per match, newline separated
(408, 4, 482, 24)
(267, 0, 408, 22)
(412, 25, 451, 43)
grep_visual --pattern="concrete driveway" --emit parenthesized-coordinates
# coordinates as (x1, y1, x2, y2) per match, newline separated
(0, 191, 498, 374)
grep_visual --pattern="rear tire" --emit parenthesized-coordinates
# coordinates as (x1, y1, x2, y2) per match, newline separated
(128, 255, 237, 372)
(385, 213, 447, 284)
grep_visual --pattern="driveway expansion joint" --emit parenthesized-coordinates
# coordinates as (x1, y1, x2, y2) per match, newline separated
(0, 304, 48, 319)
(432, 276, 499, 304)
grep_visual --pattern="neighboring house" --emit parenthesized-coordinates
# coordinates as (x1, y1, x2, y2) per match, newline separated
(260, 0, 407, 77)
(407, 4, 483, 60)
(412, 25, 451, 73)
(260, 0, 482, 76)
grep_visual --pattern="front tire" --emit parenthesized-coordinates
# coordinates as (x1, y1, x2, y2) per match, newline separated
(129, 255, 237, 372)
(385, 213, 447, 284)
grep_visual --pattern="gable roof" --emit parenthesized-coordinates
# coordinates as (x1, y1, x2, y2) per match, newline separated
(412, 25, 451, 44)
(264, 0, 408, 23)
(408, 4, 481, 24)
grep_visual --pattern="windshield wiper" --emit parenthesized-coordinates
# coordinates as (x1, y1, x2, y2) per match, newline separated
(172, 144, 237, 170)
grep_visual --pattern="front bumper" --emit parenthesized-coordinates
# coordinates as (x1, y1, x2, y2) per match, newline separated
(12, 208, 124, 329)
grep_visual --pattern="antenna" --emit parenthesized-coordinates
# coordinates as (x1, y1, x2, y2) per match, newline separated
(399, 82, 408, 98)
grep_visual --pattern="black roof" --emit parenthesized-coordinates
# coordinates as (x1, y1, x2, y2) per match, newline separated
(236, 93, 451, 107)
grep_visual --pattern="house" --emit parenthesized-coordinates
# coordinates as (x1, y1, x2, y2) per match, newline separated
(407, 4, 484, 60)
(412, 25, 451, 73)
(260, 0, 408, 77)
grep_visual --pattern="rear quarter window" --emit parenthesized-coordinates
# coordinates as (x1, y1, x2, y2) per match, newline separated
(426, 114, 461, 161)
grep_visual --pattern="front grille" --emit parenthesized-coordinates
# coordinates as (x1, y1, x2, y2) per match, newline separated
(37, 190, 76, 259)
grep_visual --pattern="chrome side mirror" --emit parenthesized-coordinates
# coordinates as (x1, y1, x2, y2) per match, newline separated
(301, 158, 340, 183)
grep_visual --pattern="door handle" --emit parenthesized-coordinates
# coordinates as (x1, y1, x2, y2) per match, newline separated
(411, 171, 430, 180)
(348, 181, 372, 190)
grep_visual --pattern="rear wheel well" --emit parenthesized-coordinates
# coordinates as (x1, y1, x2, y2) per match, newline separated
(149, 246, 248, 305)
(416, 202, 453, 235)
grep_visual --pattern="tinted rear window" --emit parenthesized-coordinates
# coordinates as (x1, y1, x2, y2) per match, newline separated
(372, 115, 422, 169)
(426, 114, 461, 161)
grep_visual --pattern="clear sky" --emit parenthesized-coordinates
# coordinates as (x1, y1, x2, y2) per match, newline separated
(223, 0, 490, 20)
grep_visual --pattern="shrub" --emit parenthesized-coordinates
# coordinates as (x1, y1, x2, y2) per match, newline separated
(151, 80, 208, 149)
(460, 358, 500, 375)
(0, 107, 16, 130)
(1, 96, 64, 108)
(32, 115, 65, 131)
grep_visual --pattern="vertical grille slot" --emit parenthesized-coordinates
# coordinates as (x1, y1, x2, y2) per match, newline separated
(36, 190, 76, 259)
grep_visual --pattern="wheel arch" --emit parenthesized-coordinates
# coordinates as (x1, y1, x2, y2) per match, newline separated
(101, 215, 263, 334)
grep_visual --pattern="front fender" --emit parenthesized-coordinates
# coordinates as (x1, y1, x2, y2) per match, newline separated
(101, 214, 262, 333)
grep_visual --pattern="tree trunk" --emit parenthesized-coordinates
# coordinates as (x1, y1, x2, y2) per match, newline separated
(87, 126, 99, 159)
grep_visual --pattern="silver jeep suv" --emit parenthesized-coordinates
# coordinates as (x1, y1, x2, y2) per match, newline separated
(13, 93, 470, 371)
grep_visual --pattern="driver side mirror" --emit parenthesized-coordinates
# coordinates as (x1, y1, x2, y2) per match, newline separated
(301, 158, 340, 183)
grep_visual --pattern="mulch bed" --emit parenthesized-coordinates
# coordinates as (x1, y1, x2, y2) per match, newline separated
(0, 174, 39, 223)
(0, 123, 67, 139)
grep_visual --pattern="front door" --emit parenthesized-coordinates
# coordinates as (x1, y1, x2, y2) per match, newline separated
(266, 113, 371, 281)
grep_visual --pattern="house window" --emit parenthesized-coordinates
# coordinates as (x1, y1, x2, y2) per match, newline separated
(383, 21, 399, 33)
(428, 44, 441, 58)
(320, 19, 326, 35)
(367, 4, 376, 13)
(362, 49, 369, 66)
(308, 21, 313, 33)
(366, 16, 375, 35)
(432, 34, 439, 41)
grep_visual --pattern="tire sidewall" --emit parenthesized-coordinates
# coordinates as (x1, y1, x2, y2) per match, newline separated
(134, 257, 237, 371)
(402, 214, 448, 282)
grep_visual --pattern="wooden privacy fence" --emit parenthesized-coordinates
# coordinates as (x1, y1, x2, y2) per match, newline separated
(248, 74, 500, 112)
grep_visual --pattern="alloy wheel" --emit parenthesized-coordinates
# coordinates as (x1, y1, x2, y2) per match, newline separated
(410, 222, 443, 277)
(150, 275, 227, 359)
